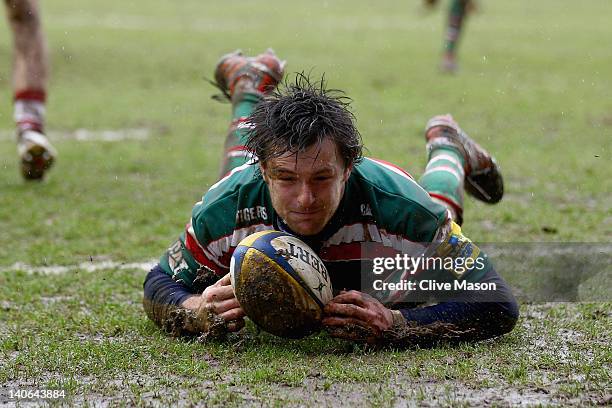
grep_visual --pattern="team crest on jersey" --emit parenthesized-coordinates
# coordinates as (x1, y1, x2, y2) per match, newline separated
(360, 203, 372, 216)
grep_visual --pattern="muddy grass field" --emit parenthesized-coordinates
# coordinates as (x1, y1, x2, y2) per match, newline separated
(1, 0, 610, 406)
(1, 267, 610, 406)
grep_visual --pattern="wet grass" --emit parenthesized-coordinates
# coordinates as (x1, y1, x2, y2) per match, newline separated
(0, 0, 611, 405)
(1, 269, 610, 406)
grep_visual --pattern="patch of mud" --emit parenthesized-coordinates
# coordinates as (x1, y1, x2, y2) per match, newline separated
(385, 321, 472, 346)
(0, 376, 602, 408)
(142, 297, 231, 341)
(272, 379, 557, 407)
(253, 370, 611, 407)
(325, 321, 471, 347)
(197, 310, 229, 342)
(0, 372, 204, 407)
(481, 243, 611, 302)
(519, 304, 610, 396)
(4, 302, 609, 406)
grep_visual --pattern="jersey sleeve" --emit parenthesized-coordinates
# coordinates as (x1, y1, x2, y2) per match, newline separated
(158, 177, 243, 291)
(158, 206, 232, 292)
(158, 164, 271, 292)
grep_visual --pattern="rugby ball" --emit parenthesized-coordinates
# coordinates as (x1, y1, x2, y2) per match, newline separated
(230, 230, 333, 338)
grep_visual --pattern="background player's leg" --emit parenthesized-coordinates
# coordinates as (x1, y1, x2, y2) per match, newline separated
(6, 0, 47, 95)
(441, 0, 470, 73)
(5, 0, 56, 180)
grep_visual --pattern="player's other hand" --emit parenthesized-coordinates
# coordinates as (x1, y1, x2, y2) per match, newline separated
(182, 273, 245, 332)
(199, 273, 246, 332)
(322, 290, 393, 343)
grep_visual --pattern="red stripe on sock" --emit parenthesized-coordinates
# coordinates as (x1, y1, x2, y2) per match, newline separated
(16, 120, 44, 133)
(428, 192, 463, 216)
(230, 117, 250, 125)
(14, 89, 47, 102)
(226, 145, 247, 152)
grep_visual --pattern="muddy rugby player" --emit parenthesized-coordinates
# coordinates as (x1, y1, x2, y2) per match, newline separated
(143, 49, 518, 345)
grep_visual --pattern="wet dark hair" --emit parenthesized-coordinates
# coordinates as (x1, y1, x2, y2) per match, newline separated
(245, 72, 363, 168)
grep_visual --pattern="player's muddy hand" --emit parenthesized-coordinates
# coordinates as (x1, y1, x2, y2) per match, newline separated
(200, 273, 246, 333)
(322, 290, 395, 344)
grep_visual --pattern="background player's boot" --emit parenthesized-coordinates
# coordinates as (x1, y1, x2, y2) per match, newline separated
(440, 52, 458, 74)
(17, 130, 57, 180)
(425, 114, 503, 203)
(213, 48, 286, 103)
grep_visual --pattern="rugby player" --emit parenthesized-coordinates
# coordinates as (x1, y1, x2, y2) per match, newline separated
(425, 0, 475, 73)
(143, 49, 518, 345)
(4, 0, 56, 180)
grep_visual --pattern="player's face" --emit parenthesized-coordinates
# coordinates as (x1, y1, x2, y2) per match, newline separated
(261, 138, 351, 236)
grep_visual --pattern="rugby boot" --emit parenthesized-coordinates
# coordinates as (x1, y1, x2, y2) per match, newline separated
(440, 52, 458, 74)
(425, 114, 503, 203)
(17, 129, 57, 180)
(213, 48, 286, 103)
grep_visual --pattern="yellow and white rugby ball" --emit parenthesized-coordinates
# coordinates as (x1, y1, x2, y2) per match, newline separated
(230, 230, 333, 338)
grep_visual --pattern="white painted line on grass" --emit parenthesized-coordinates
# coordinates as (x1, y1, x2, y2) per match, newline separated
(0, 259, 157, 275)
(3, 246, 608, 275)
(0, 128, 150, 142)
